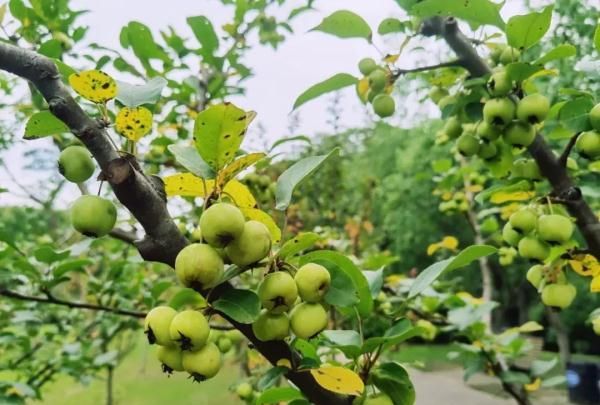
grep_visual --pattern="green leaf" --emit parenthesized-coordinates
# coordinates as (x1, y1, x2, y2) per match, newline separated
(378, 18, 408, 35)
(212, 288, 260, 324)
(33, 246, 70, 264)
(321, 330, 362, 358)
(169, 288, 206, 310)
(269, 135, 312, 152)
(505, 62, 542, 82)
(293, 73, 357, 110)
(559, 97, 595, 133)
(300, 250, 373, 316)
(93, 351, 118, 367)
(256, 387, 304, 405)
(364, 269, 384, 298)
(409, 245, 498, 298)
(542, 375, 566, 388)
(53, 259, 92, 279)
(257, 367, 287, 391)
(125, 21, 169, 62)
(474, 179, 531, 204)
(534, 44, 576, 65)
(116, 77, 167, 107)
(193, 102, 252, 170)
(0, 3, 7, 24)
(167, 144, 215, 179)
(310, 10, 372, 42)
(500, 371, 530, 384)
(531, 358, 558, 377)
(53, 58, 77, 81)
(275, 149, 338, 210)
(362, 319, 421, 353)
(411, 0, 505, 30)
(277, 232, 321, 259)
(187, 16, 219, 56)
(372, 362, 416, 405)
(24, 111, 69, 139)
(151, 281, 173, 300)
(595, 23, 600, 53)
(506, 6, 553, 50)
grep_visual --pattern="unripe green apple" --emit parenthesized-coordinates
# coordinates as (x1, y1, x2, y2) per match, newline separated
(502, 223, 522, 247)
(483, 98, 515, 127)
(512, 158, 542, 180)
(295, 263, 331, 303)
(416, 319, 438, 341)
(516, 93, 550, 124)
(503, 121, 536, 147)
(224, 329, 244, 343)
(489, 45, 506, 64)
(477, 121, 501, 141)
(487, 70, 513, 97)
(437, 95, 457, 110)
(71, 195, 117, 238)
(526, 265, 544, 288)
(368, 69, 387, 92)
(499, 46, 521, 64)
(444, 116, 463, 139)
(182, 342, 222, 381)
(593, 318, 600, 336)
(518, 236, 550, 262)
(509, 209, 538, 234)
(541, 283, 576, 309)
(58, 146, 95, 183)
(364, 394, 394, 405)
(169, 310, 210, 351)
(252, 310, 290, 341)
(290, 302, 328, 339)
(258, 271, 298, 314)
(367, 88, 382, 103)
(575, 131, 600, 159)
(199, 203, 245, 248)
(175, 243, 224, 290)
(144, 306, 177, 346)
(225, 220, 271, 267)
(156, 345, 184, 374)
(236, 382, 254, 399)
(372, 94, 395, 118)
(429, 86, 449, 104)
(589, 103, 600, 131)
(537, 214, 574, 244)
(456, 133, 480, 156)
(190, 226, 203, 242)
(477, 141, 498, 160)
(217, 337, 232, 353)
(358, 58, 378, 76)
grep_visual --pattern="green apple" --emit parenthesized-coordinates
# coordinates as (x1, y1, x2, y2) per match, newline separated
(144, 306, 177, 346)
(416, 319, 438, 341)
(175, 243, 224, 290)
(169, 310, 210, 351)
(71, 195, 117, 238)
(499, 46, 521, 64)
(437, 95, 457, 110)
(477, 141, 498, 160)
(541, 283, 576, 309)
(489, 45, 506, 64)
(58, 145, 95, 183)
(364, 394, 393, 405)
(429, 86, 448, 104)
(537, 214, 574, 244)
(182, 342, 222, 381)
(190, 226, 203, 242)
(503, 121, 536, 147)
(516, 93, 550, 124)
(575, 131, 600, 159)
(358, 58, 378, 75)
(477, 121, 501, 141)
(456, 133, 480, 156)
(512, 158, 542, 180)
(526, 265, 544, 288)
(368, 69, 387, 92)
(589, 103, 600, 131)
(372, 94, 395, 118)
(483, 98, 515, 127)
(444, 116, 463, 139)
(509, 209, 538, 234)
(225, 220, 271, 267)
(199, 203, 245, 248)
(295, 263, 331, 303)
(252, 310, 290, 341)
(502, 223, 522, 247)
(156, 345, 184, 374)
(487, 70, 513, 97)
(290, 302, 328, 339)
(236, 382, 254, 399)
(258, 271, 298, 314)
(518, 236, 550, 262)
(217, 337, 232, 353)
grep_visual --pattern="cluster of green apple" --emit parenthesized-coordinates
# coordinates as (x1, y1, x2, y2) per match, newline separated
(57, 145, 117, 238)
(252, 263, 331, 341)
(357, 58, 396, 118)
(242, 173, 276, 208)
(438, 191, 469, 214)
(175, 202, 272, 290)
(144, 307, 224, 380)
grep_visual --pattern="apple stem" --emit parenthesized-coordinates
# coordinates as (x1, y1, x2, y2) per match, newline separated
(546, 196, 554, 215)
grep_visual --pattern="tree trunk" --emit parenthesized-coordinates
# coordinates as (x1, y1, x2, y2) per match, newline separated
(546, 307, 571, 366)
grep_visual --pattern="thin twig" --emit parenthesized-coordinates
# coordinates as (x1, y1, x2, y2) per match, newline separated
(558, 132, 581, 168)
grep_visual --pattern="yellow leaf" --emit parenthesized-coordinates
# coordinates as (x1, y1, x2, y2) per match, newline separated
(222, 180, 257, 208)
(276, 358, 292, 369)
(591, 275, 600, 293)
(240, 207, 281, 244)
(218, 152, 266, 186)
(68, 70, 117, 103)
(569, 255, 600, 277)
(115, 106, 153, 141)
(385, 274, 405, 285)
(426, 242, 440, 256)
(500, 203, 522, 220)
(518, 321, 544, 333)
(467, 184, 483, 193)
(490, 191, 535, 204)
(440, 236, 459, 250)
(310, 366, 364, 396)
(441, 191, 453, 201)
(525, 378, 541, 392)
(383, 54, 399, 63)
(356, 77, 369, 103)
(164, 173, 215, 197)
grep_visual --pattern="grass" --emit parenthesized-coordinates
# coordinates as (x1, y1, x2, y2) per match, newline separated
(29, 339, 244, 405)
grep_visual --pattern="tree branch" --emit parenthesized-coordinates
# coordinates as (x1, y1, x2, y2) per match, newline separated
(0, 42, 349, 405)
(558, 132, 581, 168)
(392, 60, 463, 79)
(421, 16, 600, 259)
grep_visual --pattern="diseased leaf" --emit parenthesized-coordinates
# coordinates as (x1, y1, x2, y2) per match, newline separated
(218, 152, 266, 186)
(310, 366, 364, 396)
(69, 70, 117, 103)
(115, 106, 153, 141)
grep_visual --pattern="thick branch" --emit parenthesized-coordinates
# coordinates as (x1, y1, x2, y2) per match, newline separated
(422, 17, 600, 259)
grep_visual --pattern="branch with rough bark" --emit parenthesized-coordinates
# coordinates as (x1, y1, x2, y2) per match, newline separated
(0, 42, 349, 405)
(420, 16, 600, 259)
